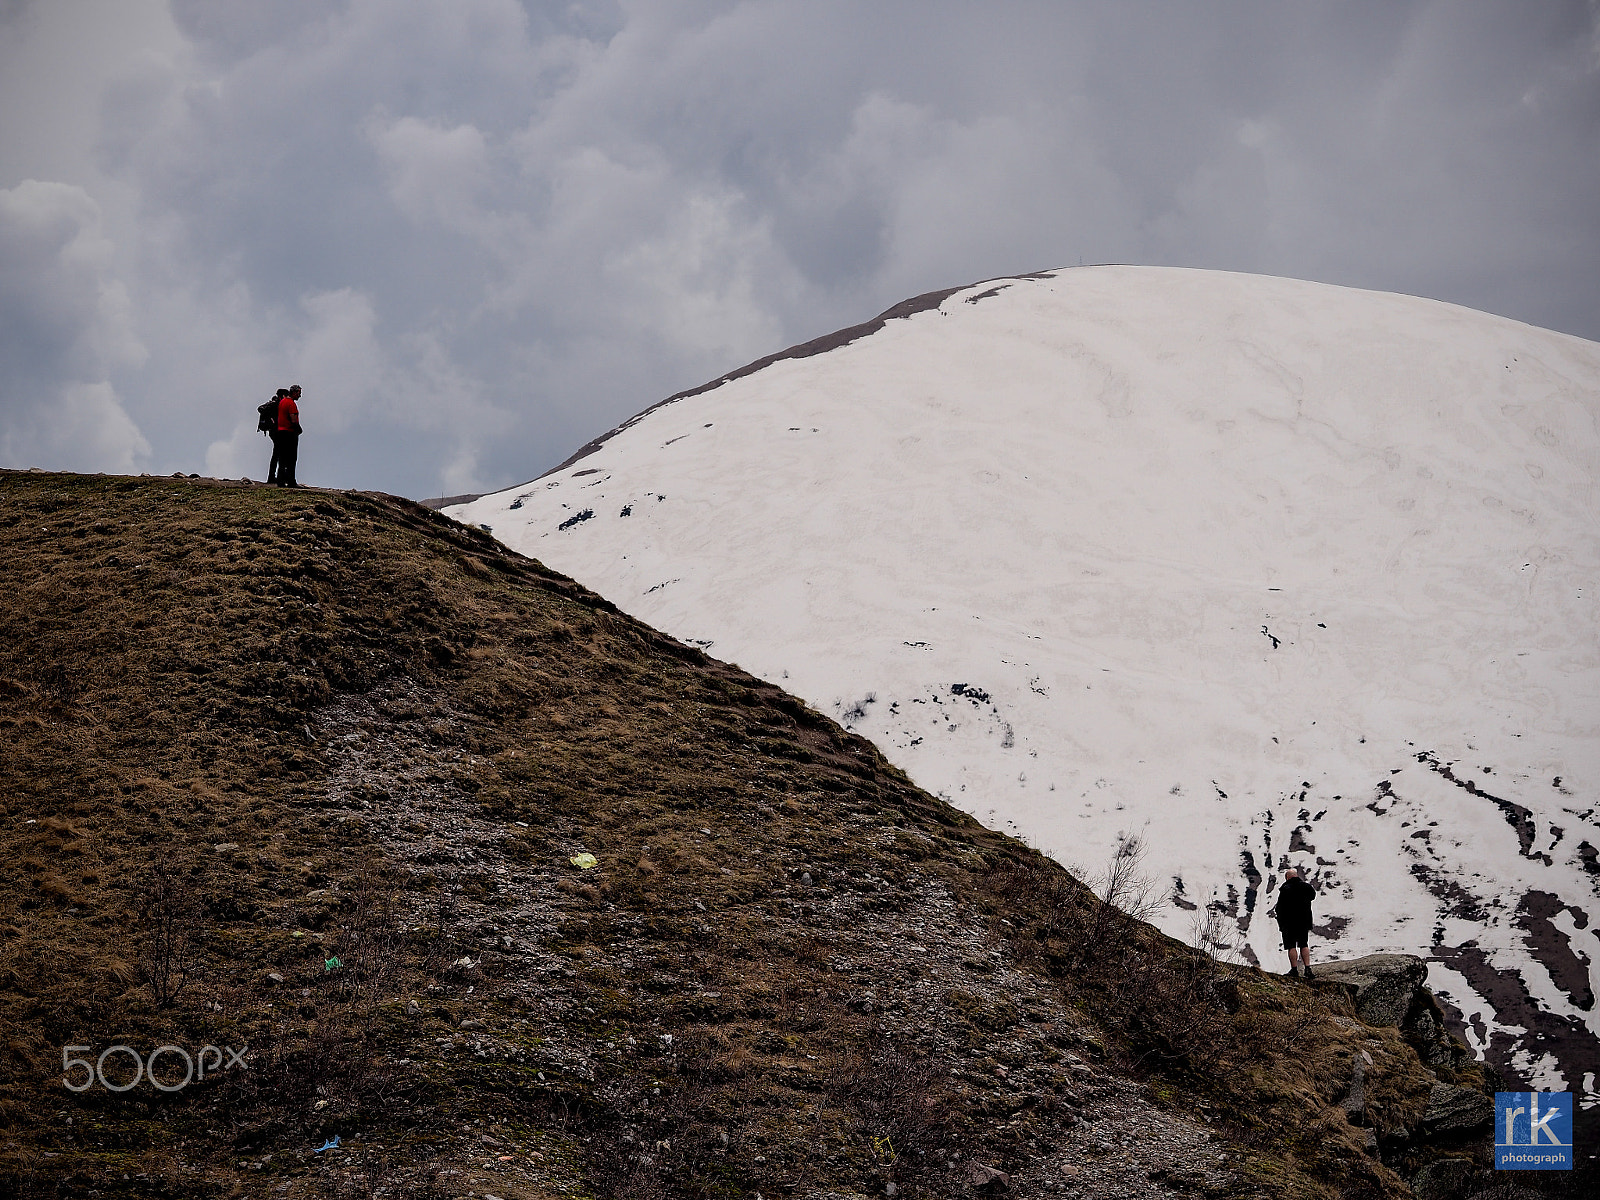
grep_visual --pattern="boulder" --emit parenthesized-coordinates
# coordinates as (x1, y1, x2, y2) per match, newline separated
(1419, 1082, 1492, 1137)
(1313, 954, 1427, 1027)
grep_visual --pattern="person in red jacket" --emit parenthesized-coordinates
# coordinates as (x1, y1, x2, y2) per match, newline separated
(276, 384, 303, 488)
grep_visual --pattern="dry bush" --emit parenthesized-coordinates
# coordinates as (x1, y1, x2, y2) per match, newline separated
(984, 840, 1242, 1074)
(134, 858, 205, 1008)
(830, 1026, 959, 1190)
(1190, 905, 1244, 966)
(676, 1028, 754, 1086)
(987, 834, 1159, 975)
(327, 862, 405, 1027)
(1104, 942, 1241, 1073)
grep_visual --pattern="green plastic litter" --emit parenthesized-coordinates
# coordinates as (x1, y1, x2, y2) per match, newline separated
(324, 956, 343, 972)
(569, 853, 598, 870)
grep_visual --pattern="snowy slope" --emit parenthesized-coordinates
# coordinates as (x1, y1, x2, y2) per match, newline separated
(450, 267, 1600, 1100)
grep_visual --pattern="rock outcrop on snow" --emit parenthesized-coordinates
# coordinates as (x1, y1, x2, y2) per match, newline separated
(1317, 954, 1434, 1032)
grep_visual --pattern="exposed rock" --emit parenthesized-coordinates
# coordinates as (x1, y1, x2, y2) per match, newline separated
(964, 1160, 1010, 1192)
(1340, 1054, 1367, 1126)
(1314, 953, 1428, 1027)
(1315, 952, 1474, 1085)
(1419, 1082, 1492, 1137)
(1413, 1007, 1439, 1043)
(1423, 1040, 1455, 1070)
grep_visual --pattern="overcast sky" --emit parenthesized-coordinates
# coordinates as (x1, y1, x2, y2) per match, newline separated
(2, 0, 1596, 499)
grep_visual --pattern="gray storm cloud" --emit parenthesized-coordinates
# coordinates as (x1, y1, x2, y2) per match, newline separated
(0, 0, 1596, 497)
(0, 180, 149, 471)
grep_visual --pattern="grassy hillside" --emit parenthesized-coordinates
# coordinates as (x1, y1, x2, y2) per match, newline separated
(0, 470, 1508, 1199)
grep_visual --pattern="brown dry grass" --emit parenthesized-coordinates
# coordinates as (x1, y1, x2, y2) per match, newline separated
(0, 471, 1507, 1200)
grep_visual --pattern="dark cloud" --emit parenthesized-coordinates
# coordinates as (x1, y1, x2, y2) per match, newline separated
(0, 180, 149, 470)
(1, 0, 1595, 496)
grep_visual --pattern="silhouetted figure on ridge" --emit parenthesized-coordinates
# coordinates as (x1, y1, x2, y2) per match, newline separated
(1274, 866, 1317, 980)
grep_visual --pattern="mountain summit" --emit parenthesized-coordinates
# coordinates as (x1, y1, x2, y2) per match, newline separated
(450, 266, 1600, 1107)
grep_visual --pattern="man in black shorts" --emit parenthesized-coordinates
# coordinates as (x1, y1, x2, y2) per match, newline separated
(1274, 866, 1317, 979)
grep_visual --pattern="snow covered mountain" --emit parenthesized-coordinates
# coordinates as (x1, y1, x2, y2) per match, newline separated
(449, 267, 1600, 1103)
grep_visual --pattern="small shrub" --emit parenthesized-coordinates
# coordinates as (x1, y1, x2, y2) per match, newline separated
(134, 858, 204, 1008)
(831, 1027, 959, 1190)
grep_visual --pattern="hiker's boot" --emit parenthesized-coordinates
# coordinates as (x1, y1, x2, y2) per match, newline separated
(1283, 967, 1299, 979)
(1301, 966, 1315, 980)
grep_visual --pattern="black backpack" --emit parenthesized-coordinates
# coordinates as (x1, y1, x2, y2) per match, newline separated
(256, 394, 283, 435)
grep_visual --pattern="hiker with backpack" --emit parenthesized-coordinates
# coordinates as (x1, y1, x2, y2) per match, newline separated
(260, 389, 290, 484)
(257, 384, 305, 487)
(1273, 866, 1318, 980)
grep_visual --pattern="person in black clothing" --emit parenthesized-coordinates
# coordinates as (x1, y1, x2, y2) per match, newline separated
(1274, 866, 1317, 979)
(266, 389, 290, 484)
(275, 384, 303, 488)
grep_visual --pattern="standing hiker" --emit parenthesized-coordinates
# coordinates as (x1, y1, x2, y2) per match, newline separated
(1274, 866, 1317, 979)
(265, 389, 290, 484)
(275, 384, 304, 488)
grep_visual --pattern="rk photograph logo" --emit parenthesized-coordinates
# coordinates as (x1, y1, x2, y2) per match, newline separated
(1496, 1091, 1573, 1171)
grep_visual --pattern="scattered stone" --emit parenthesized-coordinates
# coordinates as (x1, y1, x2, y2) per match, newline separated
(213, 842, 239, 852)
(460, 1017, 485, 1030)
(964, 1161, 1010, 1192)
(265, 972, 283, 985)
(1341, 1055, 1367, 1126)
(406, 999, 422, 1016)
